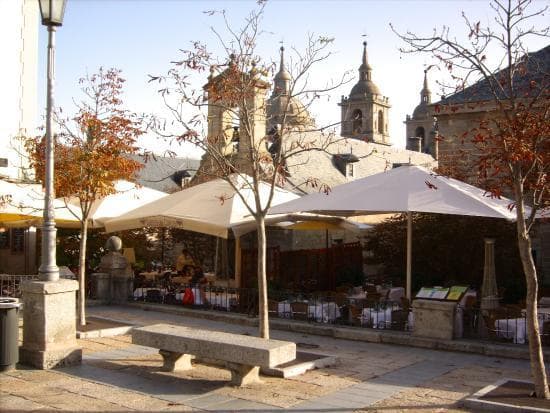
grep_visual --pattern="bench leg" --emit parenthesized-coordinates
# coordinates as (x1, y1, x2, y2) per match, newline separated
(159, 350, 192, 372)
(226, 363, 262, 386)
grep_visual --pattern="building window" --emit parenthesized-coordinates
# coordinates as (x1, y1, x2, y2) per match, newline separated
(352, 109, 362, 135)
(378, 110, 384, 134)
(346, 163, 354, 178)
(415, 126, 425, 140)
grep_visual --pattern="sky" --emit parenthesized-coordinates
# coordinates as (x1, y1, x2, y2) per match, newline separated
(37, 0, 550, 159)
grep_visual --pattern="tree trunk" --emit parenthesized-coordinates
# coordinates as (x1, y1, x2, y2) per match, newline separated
(78, 220, 89, 327)
(256, 215, 269, 339)
(515, 189, 549, 398)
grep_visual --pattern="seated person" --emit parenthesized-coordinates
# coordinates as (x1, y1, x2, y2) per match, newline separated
(176, 248, 200, 277)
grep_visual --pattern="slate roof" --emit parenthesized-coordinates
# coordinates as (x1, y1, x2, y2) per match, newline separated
(436, 44, 550, 105)
(279, 132, 436, 195)
(128, 154, 201, 193)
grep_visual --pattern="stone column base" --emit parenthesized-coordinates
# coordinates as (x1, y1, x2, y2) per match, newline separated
(20, 279, 82, 369)
(19, 346, 82, 370)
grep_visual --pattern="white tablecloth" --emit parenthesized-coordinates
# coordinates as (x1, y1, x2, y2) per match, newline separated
(308, 302, 341, 323)
(277, 302, 292, 318)
(361, 307, 413, 329)
(362, 307, 393, 328)
(207, 293, 237, 310)
(133, 288, 167, 298)
(496, 314, 546, 344)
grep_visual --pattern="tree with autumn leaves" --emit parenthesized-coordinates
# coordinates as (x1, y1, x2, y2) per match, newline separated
(27, 68, 143, 326)
(394, 0, 549, 398)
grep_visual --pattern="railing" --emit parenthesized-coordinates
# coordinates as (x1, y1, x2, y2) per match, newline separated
(0, 274, 39, 297)
(456, 304, 550, 346)
(129, 282, 410, 331)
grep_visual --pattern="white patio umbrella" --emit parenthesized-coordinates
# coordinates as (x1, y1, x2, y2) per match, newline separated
(268, 165, 523, 299)
(0, 179, 79, 227)
(57, 180, 168, 229)
(103, 174, 307, 238)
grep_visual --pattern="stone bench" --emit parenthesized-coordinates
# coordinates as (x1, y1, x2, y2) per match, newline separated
(131, 323, 296, 386)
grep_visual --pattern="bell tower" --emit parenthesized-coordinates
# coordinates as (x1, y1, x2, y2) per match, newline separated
(339, 42, 391, 144)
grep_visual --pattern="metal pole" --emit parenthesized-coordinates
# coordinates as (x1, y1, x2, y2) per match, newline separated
(39, 25, 59, 282)
(406, 211, 412, 300)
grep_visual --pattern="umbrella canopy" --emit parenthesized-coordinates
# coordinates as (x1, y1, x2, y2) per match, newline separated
(58, 180, 168, 229)
(268, 165, 522, 298)
(103, 174, 303, 238)
(0, 179, 79, 227)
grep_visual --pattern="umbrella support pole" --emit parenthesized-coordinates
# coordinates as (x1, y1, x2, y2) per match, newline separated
(406, 212, 412, 300)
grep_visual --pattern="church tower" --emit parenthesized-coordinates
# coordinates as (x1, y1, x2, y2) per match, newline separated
(267, 46, 314, 131)
(339, 42, 391, 144)
(405, 70, 436, 155)
(204, 54, 270, 158)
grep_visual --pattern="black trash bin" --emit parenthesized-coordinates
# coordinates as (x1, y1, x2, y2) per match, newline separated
(0, 297, 21, 371)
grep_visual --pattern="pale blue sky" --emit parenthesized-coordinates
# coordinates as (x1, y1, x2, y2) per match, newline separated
(37, 0, 549, 157)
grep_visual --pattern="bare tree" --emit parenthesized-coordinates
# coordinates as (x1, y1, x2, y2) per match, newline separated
(149, 3, 352, 338)
(393, 0, 549, 398)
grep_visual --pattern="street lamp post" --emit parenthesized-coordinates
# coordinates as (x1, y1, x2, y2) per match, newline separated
(38, 0, 66, 281)
(20, 0, 81, 370)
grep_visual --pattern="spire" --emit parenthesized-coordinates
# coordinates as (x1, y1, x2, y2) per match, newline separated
(420, 69, 432, 104)
(273, 45, 291, 96)
(359, 41, 372, 81)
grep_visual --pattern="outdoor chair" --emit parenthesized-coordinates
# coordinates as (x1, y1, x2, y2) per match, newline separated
(268, 299, 279, 318)
(348, 304, 364, 327)
(335, 292, 348, 307)
(390, 309, 408, 331)
(290, 302, 309, 321)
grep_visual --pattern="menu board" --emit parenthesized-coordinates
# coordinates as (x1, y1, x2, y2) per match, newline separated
(415, 286, 450, 300)
(446, 286, 468, 301)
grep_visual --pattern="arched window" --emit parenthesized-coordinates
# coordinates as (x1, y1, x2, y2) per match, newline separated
(415, 126, 425, 140)
(352, 109, 362, 135)
(378, 110, 384, 134)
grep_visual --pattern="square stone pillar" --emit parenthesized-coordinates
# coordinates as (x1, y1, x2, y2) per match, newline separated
(412, 299, 457, 340)
(20, 279, 82, 369)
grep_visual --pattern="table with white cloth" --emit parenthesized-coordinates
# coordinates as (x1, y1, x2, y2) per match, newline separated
(496, 314, 546, 344)
(133, 287, 167, 299)
(308, 302, 341, 323)
(207, 293, 238, 310)
(361, 307, 413, 329)
(277, 301, 293, 318)
(362, 307, 393, 328)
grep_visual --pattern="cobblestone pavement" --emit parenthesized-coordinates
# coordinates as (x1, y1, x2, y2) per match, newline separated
(1, 305, 544, 412)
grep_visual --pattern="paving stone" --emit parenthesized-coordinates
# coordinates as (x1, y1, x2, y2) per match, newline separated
(209, 398, 282, 411)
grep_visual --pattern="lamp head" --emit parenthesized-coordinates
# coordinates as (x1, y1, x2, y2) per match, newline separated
(39, 0, 66, 27)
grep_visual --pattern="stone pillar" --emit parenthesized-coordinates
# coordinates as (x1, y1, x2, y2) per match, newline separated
(20, 279, 81, 369)
(96, 236, 133, 303)
(412, 299, 457, 340)
(481, 238, 499, 310)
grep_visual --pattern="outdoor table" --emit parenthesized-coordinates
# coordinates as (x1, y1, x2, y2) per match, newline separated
(362, 307, 393, 328)
(495, 314, 545, 344)
(308, 302, 340, 323)
(133, 287, 167, 299)
(277, 301, 293, 318)
(139, 272, 161, 281)
(207, 293, 238, 310)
